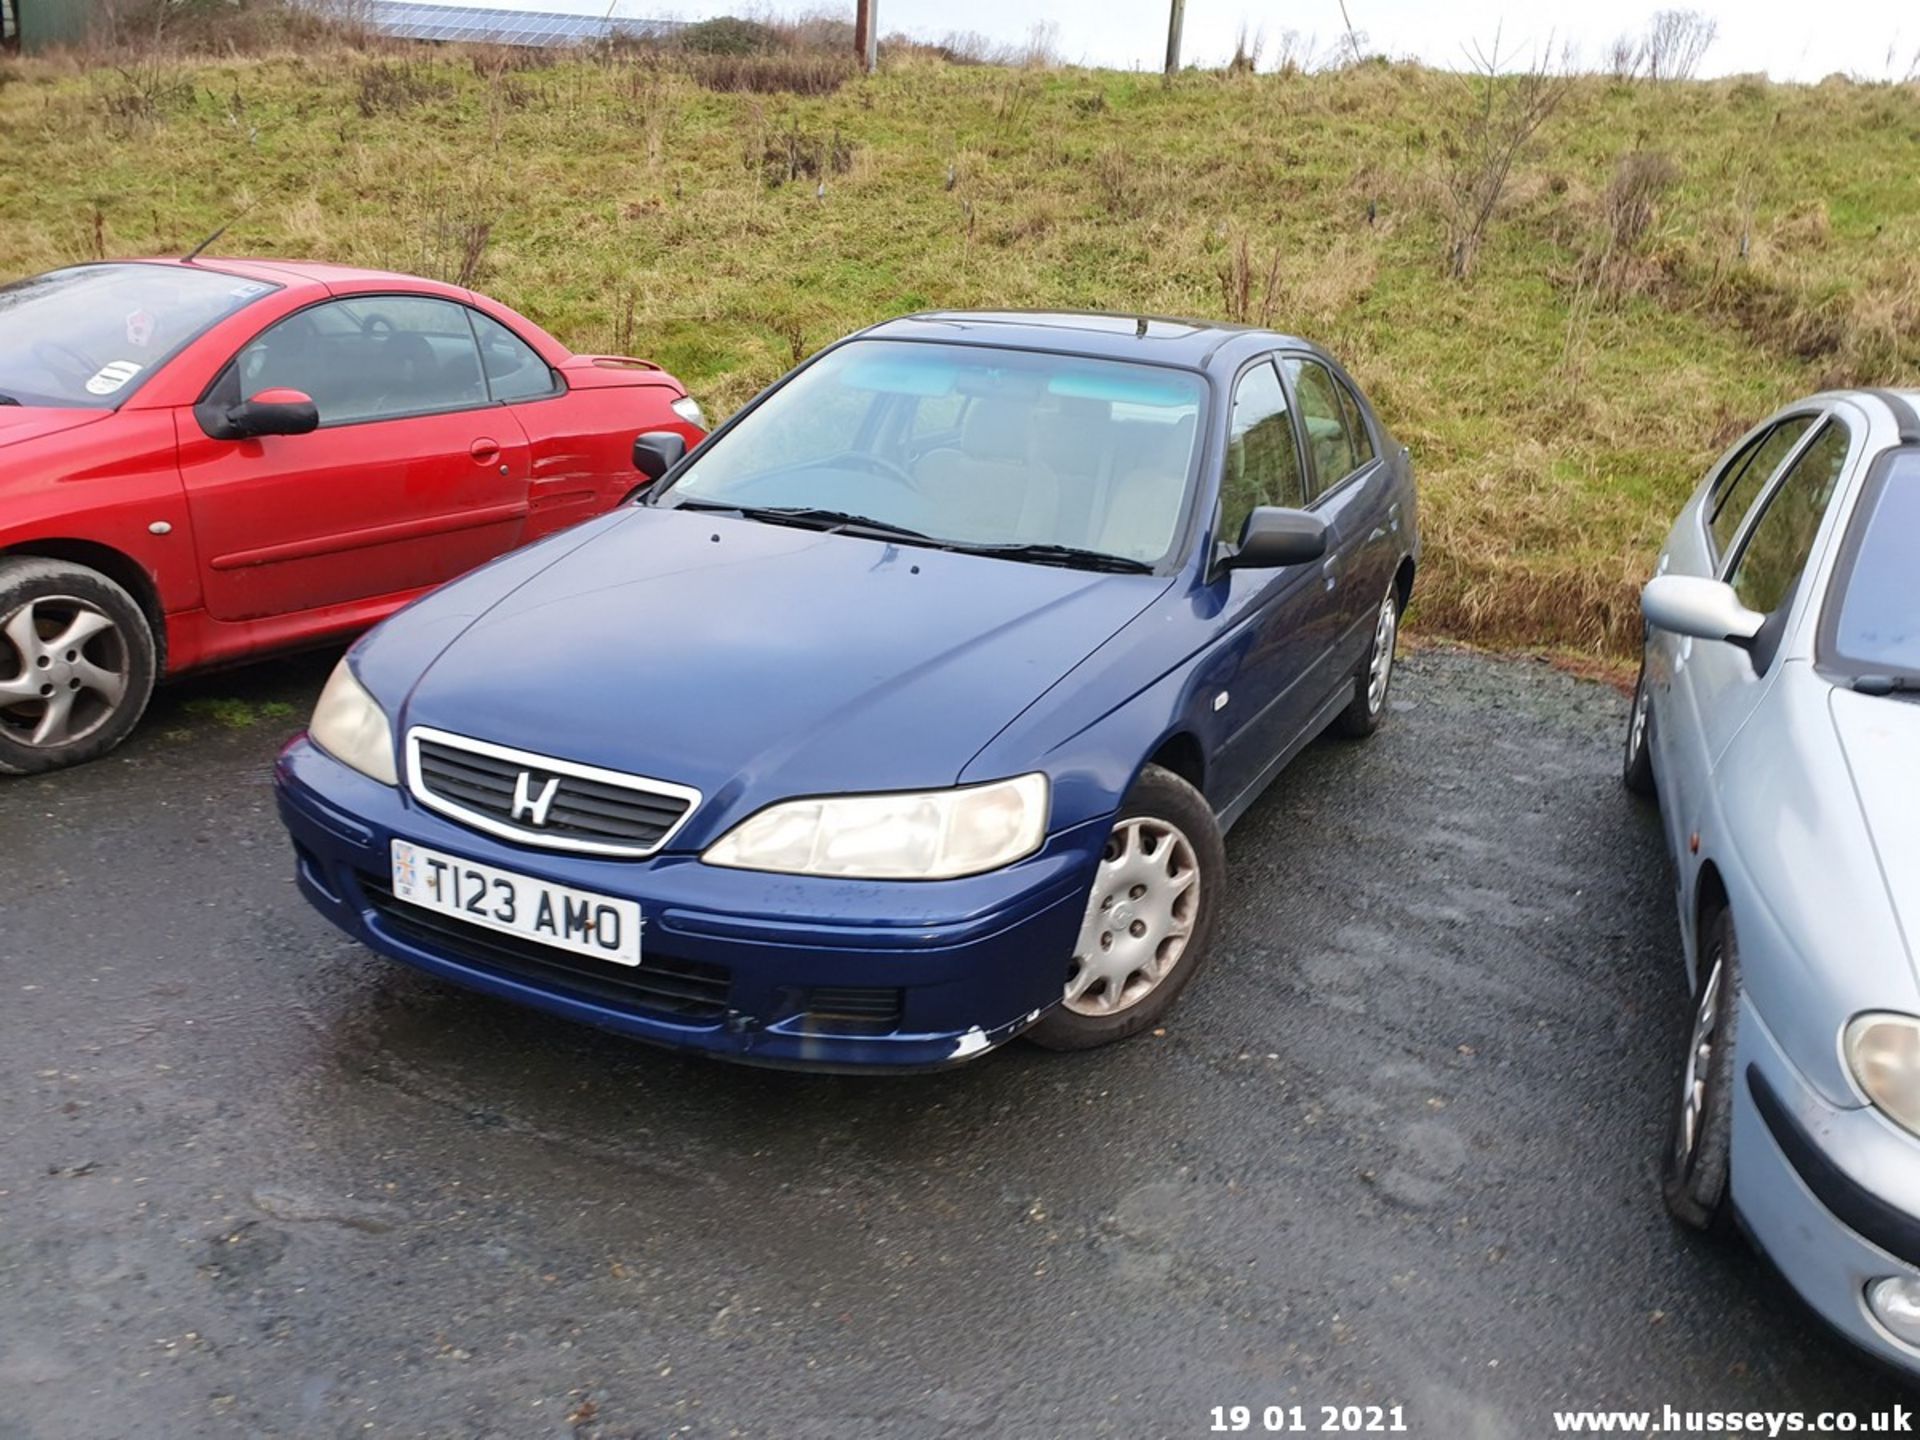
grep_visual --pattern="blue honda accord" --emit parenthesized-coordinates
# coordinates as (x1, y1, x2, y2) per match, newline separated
(275, 311, 1418, 1069)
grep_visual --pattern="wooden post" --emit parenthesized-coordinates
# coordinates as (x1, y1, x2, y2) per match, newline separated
(1164, 0, 1185, 78)
(854, 0, 878, 74)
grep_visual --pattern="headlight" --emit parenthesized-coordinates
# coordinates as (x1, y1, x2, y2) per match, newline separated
(1845, 1013, 1920, 1137)
(670, 394, 705, 427)
(703, 774, 1048, 879)
(308, 658, 398, 786)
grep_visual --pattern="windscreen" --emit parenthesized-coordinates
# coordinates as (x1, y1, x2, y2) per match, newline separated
(1829, 448, 1920, 678)
(0, 263, 279, 409)
(662, 339, 1208, 564)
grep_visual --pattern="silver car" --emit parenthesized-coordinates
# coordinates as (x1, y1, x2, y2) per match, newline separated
(1626, 388, 1920, 1375)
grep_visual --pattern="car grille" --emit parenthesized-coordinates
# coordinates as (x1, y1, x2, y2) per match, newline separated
(361, 876, 731, 1021)
(803, 986, 904, 1034)
(406, 727, 699, 858)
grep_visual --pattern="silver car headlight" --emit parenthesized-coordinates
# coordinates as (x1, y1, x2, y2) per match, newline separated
(703, 774, 1048, 880)
(1845, 1013, 1920, 1137)
(308, 658, 398, 786)
(670, 394, 705, 427)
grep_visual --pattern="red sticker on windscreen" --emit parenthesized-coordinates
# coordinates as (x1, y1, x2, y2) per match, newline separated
(125, 309, 156, 347)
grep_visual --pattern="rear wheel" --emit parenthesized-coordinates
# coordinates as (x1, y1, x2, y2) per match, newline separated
(1332, 581, 1400, 738)
(1026, 764, 1225, 1051)
(1661, 907, 1739, 1234)
(0, 558, 157, 776)
(1623, 664, 1656, 797)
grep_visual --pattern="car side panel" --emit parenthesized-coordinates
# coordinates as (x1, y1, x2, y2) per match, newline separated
(0, 409, 198, 629)
(513, 378, 704, 541)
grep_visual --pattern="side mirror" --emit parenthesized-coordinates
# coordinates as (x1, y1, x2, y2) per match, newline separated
(218, 388, 319, 440)
(1642, 575, 1765, 647)
(1217, 507, 1329, 572)
(632, 431, 687, 483)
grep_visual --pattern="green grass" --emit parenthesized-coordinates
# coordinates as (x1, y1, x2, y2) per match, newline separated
(3, 46, 1917, 656)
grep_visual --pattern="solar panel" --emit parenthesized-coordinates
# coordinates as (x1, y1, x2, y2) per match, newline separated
(352, 1, 683, 47)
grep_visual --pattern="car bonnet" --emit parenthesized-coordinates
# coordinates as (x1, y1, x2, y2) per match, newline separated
(396, 506, 1174, 844)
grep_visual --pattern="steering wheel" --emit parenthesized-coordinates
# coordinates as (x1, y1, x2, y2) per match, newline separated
(34, 339, 98, 390)
(825, 450, 921, 489)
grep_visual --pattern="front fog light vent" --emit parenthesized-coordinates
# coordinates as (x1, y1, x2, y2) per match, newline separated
(1867, 1276, 1920, 1348)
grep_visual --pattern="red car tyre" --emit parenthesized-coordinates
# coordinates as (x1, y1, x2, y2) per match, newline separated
(0, 556, 157, 775)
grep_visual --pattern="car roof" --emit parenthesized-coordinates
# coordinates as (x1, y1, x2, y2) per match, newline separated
(115, 256, 456, 296)
(859, 310, 1320, 371)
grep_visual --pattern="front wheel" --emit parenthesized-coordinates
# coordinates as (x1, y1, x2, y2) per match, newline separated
(1025, 764, 1226, 1051)
(1623, 664, 1656, 797)
(0, 557, 158, 776)
(1661, 907, 1739, 1233)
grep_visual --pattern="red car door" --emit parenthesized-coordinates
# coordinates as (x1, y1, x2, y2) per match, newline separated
(177, 293, 531, 622)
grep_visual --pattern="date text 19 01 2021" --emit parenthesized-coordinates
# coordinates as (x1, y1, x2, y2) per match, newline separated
(1209, 1406, 1408, 1434)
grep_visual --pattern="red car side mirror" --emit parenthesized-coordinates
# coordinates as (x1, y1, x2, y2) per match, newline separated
(204, 388, 320, 441)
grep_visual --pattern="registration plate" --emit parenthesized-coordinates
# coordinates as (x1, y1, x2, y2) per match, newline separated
(389, 840, 642, 967)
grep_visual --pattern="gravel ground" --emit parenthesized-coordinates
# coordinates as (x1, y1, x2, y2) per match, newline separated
(0, 646, 1908, 1439)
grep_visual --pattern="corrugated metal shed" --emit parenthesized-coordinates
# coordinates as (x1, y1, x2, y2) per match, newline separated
(16, 0, 95, 51)
(363, 2, 681, 47)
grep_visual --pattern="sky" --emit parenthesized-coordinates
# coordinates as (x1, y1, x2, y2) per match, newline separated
(437, 0, 1920, 80)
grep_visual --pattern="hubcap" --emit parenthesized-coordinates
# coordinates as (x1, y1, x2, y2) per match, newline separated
(1628, 680, 1650, 761)
(0, 595, 129, 749)
(1065, 816, 1201, 1017)
(1367, 590, 1398, 715)
(1674, 958, 1723, 1171)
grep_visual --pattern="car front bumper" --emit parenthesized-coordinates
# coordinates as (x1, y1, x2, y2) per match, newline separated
(275, 737, 1101, 1071)
(1734, 995, 1920, 1378)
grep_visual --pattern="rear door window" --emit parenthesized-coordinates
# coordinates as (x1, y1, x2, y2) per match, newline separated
(1283, 357, 1360, 496)
(469, 310, 559, 403)
(1727, 420, 1851, 615)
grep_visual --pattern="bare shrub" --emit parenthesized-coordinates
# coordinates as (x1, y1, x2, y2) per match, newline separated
(1217, 231, 1285, 326)
(1605, 34, 1642, 82)
(1643, 10, 1716, 81)
(1436, 36, 1570, 280)
(687, 51, 853, 95)
(355, 58, 449, 117)
(1603, 150, 1680, 261)
(1227, 25, 1262, 77)
(759, 124, 855, 188)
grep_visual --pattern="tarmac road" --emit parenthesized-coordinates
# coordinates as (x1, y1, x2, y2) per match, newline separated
(0, 647, 1909, 1439)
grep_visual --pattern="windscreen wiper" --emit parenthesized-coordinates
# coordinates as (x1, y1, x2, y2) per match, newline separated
(0, 394, 19, 406)
(668, 499, 936, 544)
(1852, 674, 1920, 696)
(952, 541, 1154, 574)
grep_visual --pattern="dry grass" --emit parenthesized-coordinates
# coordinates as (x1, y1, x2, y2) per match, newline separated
(1, 43, 1917, 656)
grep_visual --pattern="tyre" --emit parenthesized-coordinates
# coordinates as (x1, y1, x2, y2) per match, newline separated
(1331, 580, 1401, 739)
(1661, 906, 1740, 1234)
(1026, 764, 1226, 1051)
(0, 557, 158, 776)
(1623, 663, 1656, 797)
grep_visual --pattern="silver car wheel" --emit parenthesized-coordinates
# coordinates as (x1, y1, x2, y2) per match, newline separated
(1674, 957, 1723, 1170)
(0, 595, 130, 748)
(1628, 682, 1650, 763)
(1366, 589, 1398, 716)
(1065, 816, 1201, 1017)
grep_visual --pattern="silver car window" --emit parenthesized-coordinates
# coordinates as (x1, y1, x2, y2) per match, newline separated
(1727, 421, 1850, 616)
(1708, 416, 1815, 557)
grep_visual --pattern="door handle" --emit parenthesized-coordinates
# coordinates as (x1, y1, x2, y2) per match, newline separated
(470, 438, 501, 465)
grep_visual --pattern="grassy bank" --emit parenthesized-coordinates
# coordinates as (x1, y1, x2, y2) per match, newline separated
(2, 43, 1916, 655)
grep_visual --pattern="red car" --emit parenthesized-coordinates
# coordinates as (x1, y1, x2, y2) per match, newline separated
(0, 258, 704, 775)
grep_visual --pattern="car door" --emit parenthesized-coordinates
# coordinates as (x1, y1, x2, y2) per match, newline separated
(1283, 354, 1393, 681)
(1648, 413, 1818, 862)
(1201, 357, 1334, 807)
(1664, 419, 1856, 861)
(177, 294, 532, 622)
